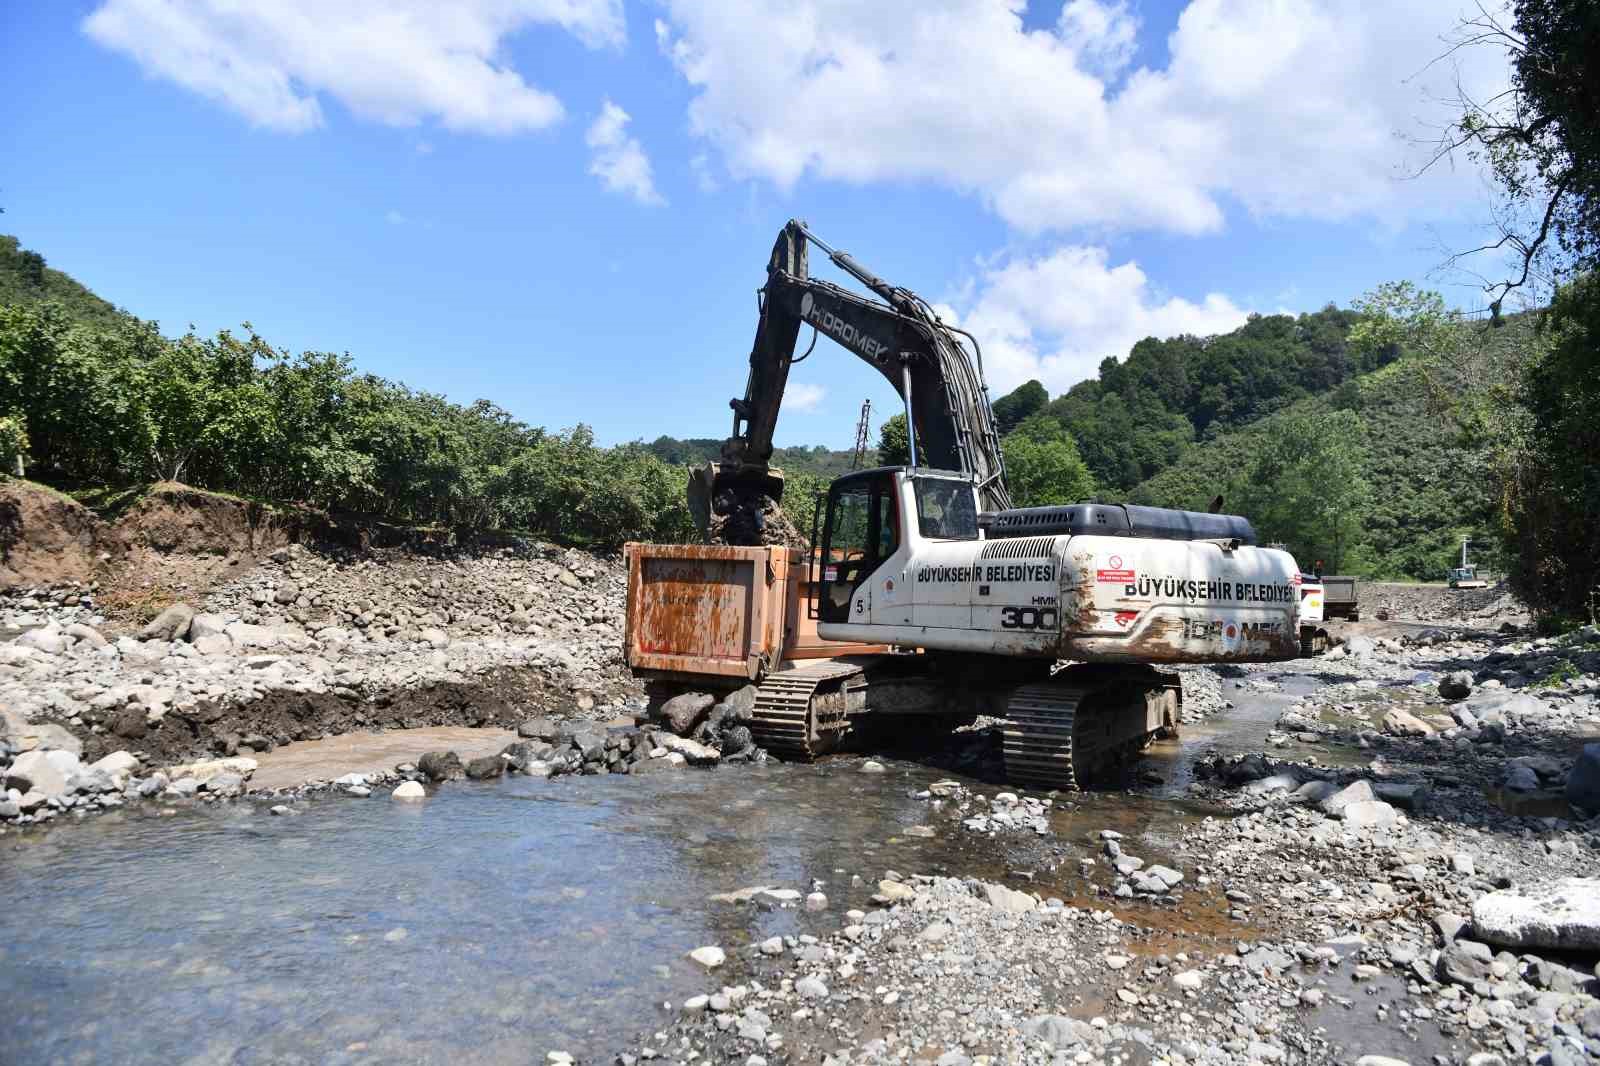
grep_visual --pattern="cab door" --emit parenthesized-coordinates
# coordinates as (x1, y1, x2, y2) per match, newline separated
(818, 472, 898, 625)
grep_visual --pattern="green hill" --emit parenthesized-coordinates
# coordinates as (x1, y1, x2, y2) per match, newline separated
(1125, 323, 1527, 579)
(0, 235, 130, 332)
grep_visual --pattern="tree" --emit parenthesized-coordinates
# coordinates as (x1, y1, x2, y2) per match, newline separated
(991, 380, 1047, 436)
(1501, 273, 1600, 620)
(1228, 411, 1372, 572)
(1001, 416, 1095, 507)
(1431, 0, 1600, 308)
(877, 412, 909, 466)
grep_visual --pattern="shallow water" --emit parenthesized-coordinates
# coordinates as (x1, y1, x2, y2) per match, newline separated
(0, 757, 1054, 1065)
(1, 674, 1323, 1065)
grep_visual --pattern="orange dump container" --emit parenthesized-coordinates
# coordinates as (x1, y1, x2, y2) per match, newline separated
(623, 543, 887, 684)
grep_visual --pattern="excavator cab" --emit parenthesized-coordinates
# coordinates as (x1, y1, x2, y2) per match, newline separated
(816, 469, 901, 624)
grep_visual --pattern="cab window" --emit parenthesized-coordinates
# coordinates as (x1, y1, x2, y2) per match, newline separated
(914, 477, 978, 540)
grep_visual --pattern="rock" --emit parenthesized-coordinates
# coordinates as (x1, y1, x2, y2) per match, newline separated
(688, 946, 725, 969)
(982, 882, 1036, 914)
(138, 603, 195, 642)
(1355, 1058, 1412, 1066)
(518, 717, 559, 741)
(192, 634, 233, 656)
(188, 613, 229, 642)
(6, 749, 78, 796)
(1503, 764, 1541, 792)
(15, 628, 67, 655)
(205, 771, 245, 794)
(391, 781, 427, 801)
(1243, 772, 1301, 795)
(805, 892, 827, 911)
(1319, 779, 1376, 817)
(1382, 708, 1434, 737)
(418, 751, 464, 782)
(758, 936, 784, 956)
(859, 760, 886, 774)
(1449, 853, 1476, 877)
(878, 880, 917, 902)
(1145, 864, 1184, 888)
(1372, 781, 1430, 811)
(1291, 780, 1339, 804)
(418, 627, 449, 649)
(796, 975, 829, 999)
(65, 622, 107, 647)
(1439, 670, 1474, 700)
(1437, 943, 1492, 986)
(1173, 970, 1204, 991)
(722, 685, 758, 720)
(1566, 743, 1600, 810)
(1342, 800, 1399, 828)
(657, 692, 715, 735)
(659, 735, 720, 766)
(1022, 1015, 1093, 1049)
(465, 755, 504, 780)
(165, 756, 257, 784)
(1471, 879, 1600, 951)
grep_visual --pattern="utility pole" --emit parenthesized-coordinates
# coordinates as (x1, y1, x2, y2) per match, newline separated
(850, 398, 872, 470)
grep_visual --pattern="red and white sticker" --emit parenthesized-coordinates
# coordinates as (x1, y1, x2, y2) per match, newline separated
(1113, 610, 1139, 628)
(1097, 554, 1134, 583)
(823, 566, 838, 582)
(1291, 573, 1302, 586)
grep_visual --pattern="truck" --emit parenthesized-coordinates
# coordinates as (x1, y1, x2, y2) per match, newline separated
(626, 221, 1306, 790)
(1319, 574, 1360, 621)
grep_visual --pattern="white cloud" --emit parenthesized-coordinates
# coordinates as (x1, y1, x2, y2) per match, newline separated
(950, 245, 1248, 395)
(83, 0, 624, 134)
(1058, 0, 1139, 79)
(654, 0, 1508, 234)
(385, 209, 407, 225)
(585, 100, 665, 206)
(786, 383, 827, 412)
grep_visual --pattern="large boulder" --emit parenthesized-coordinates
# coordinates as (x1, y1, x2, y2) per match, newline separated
(1472, 879, 1600, 952)
(15, 628, 68, 655)
(1318, 779, 1375, 817)
(660, 734, 720, 766)
(1566, 744, 1600, 812)
(1382, 708, 1434, 737)
(465, 755, 504, 780)
(722, 685, 759, 721)
(417, 751, 464, 782)
(1341, 799, 1399, 828)
(1438, 670, 1474, 700)
(5, 749, 81, 797)
(138, 603, 195, 642)
(517, 717, 559, 741)
(656, 692, 715, 736)
(187, 613, 230, 643)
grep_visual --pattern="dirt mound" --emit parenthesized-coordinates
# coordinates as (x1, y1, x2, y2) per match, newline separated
(119, 482, 303, 556)
(0, 480, 124, 587)
(707, 487, 808, 548)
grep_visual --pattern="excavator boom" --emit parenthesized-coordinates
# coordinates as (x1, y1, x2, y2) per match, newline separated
(690, 220, 1011, 539)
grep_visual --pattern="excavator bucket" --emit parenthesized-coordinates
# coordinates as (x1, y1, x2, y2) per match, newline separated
(688, 461, 785, 539)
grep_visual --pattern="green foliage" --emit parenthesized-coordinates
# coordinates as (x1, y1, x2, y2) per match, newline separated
(877, 412, 909, 466)
(0, 235, 128, 332)
(0, 301, 694, 549)
(1000, 416, 1095, 507)
(644, 436, 858, 479)
(991, 380, 1047, 436)
(0, 413, 27, 474)
(1019, 306, 1373, 492)
(1502, 272, 1600, 620)
(1225, 411, 1372, 573)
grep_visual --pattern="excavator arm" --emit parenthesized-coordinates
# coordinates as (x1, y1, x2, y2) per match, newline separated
(690, 220, 1011, 536)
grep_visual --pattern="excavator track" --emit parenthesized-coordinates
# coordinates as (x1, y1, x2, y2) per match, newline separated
(749, 660, 865, 760)
(1001, 671, 1180, 792)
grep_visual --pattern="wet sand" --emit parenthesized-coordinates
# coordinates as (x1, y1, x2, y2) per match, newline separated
(248, 725, 519, 790)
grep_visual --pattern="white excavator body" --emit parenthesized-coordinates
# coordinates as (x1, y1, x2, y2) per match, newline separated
(816, 469, 1302, 665)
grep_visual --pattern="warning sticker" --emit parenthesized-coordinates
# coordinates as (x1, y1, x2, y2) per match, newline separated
(1097, 569, 1136, 583)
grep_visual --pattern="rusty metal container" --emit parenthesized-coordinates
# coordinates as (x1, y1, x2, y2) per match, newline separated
(623, 543, 886, 684)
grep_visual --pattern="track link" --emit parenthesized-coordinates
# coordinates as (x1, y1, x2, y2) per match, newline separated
(749, 661, 863, 760)
(1000, 684, 1084, 791)
(1001, 671, 1181, 792)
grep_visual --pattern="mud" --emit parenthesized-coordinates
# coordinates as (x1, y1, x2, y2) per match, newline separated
(706, 486, 808, 549)
(71, 666, 599, 767)
(247, 725, 520, 790)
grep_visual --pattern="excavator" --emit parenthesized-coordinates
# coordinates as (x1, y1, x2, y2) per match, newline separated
(644, 220, 1303, 791)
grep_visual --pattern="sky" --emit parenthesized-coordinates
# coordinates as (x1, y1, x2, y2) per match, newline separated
(1, 1, 1512, 449)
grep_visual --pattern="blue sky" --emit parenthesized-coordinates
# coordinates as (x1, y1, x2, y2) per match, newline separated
(2, 1, 1508, 448)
